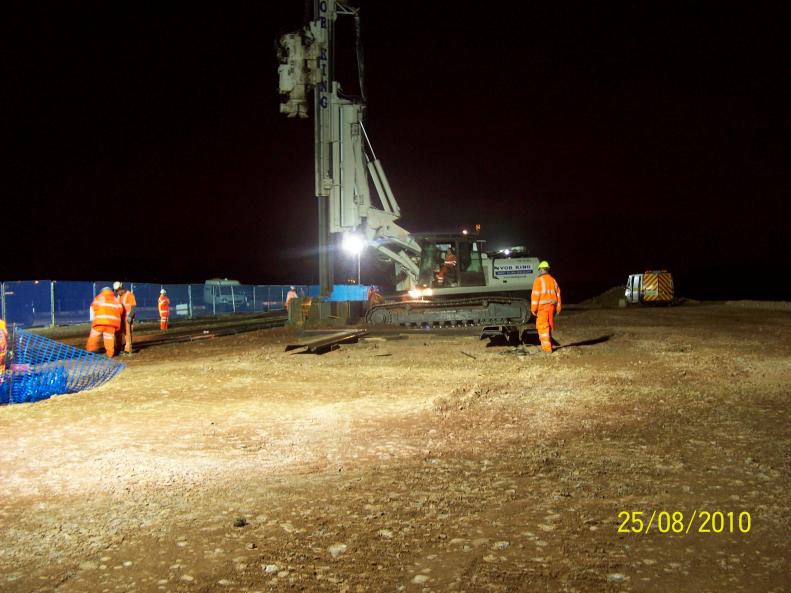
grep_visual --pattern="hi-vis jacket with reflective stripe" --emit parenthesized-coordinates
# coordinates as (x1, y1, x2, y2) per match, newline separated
(531, 273, 561, 314)
(120, 291, 137, 313)
(158, 295, 170, 317)
(91, 289, 123, 329)
(0, 319, 7, 369)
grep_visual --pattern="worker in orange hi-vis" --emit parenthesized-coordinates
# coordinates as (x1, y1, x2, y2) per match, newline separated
(86, 287, 123, 357)
(113, 281, 137, 355)
(436, 247, 458, 286)
(157, 289, 171, 331)
(531, 260, 562, 353)
(367, 285, 385, 307)
(444, 247, 458, 269)
(285, 286, 298, 311)
(0, 319, 8, 371)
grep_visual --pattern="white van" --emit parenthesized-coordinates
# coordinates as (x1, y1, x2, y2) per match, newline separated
(625, 271, 674, 305)
(204, 278, 248, 312)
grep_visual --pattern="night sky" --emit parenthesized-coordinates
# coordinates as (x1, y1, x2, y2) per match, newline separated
(5, 2, 789, 301)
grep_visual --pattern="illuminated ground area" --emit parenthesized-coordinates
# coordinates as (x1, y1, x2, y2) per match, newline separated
(0, 304, 789, 593)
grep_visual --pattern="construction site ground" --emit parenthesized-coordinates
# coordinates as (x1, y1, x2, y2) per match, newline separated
(1, 302, 789, 593)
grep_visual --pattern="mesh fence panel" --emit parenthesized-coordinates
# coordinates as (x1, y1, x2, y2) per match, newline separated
(0, 329, 125, 405)
(2, 281, 372, 328)
(129, 283, 167, 321)
(158, 284, 191, 320)
(2, 281, 53, 327)
(252, 285, 311, 312)
(53, 281, 94, 325)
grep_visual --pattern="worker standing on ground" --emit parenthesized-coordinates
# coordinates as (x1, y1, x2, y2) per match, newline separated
(113, 281, 137, 355)
(158, 289, 170, 331)
(0, 319, 8, 371)
(285, 286, 298, 311)
(531, 261, 562, 353)
(86, 287, 123, 357)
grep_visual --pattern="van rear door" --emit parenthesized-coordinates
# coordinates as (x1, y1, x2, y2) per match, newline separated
(625, 274, 642, 304)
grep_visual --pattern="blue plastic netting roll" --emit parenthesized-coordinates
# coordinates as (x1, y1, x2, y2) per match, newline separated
(1, 329, 125, 404)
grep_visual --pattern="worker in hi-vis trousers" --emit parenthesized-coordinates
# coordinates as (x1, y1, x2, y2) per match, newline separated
(531, 260, 562, 353)
(113, 281, 137, 354)
(0, 319, 8, 371)
(86, 287, 123, 357)
(285, 286, 298, 311)
(158, 289, 170, 330)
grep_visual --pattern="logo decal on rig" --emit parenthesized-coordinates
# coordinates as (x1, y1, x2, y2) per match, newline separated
(493, 262, 533, 277)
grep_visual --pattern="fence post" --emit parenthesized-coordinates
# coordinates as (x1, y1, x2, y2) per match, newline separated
(266, 286, 271, 312)
(253, 286, 256, 312)
(50, 281, 56, 327)
(187, 285, 193, 319)
(230, 285, 236, 314)
(1, 282, 5, 321)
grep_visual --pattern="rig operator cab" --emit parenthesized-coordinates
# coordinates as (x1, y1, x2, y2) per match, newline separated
(410, 234, 539, 300)
(415, 234, 485, 294)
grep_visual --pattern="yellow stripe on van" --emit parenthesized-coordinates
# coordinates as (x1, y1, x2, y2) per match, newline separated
(644, 271, 673, 302)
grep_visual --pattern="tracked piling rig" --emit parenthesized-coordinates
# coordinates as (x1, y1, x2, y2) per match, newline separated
(277, 1, 540, 327)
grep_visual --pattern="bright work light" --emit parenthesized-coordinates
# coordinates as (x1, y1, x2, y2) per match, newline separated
(342, 233, 365, 255)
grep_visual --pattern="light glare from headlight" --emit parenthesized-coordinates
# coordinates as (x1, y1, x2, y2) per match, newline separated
(407, 287, 434, 299)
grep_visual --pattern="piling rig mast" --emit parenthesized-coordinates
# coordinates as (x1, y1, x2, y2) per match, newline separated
(277, 1, 539, 327)
(277, 0, 420, 298)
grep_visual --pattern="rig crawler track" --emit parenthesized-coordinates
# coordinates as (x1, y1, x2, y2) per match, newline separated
(365, 297, 530, 328)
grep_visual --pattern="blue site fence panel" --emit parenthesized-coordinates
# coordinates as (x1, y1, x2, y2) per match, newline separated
(2, 281, 53, 328)
(1, 281, 373, 329)
(53, 281, 95, 326)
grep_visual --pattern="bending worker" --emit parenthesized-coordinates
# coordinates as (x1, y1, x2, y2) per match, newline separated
(531, 260, 562, 353)
(367, 285, 385, 307)
(86, 287, 123, 357)
(158, 289, 170, 331)
(113, 281, 137, 354)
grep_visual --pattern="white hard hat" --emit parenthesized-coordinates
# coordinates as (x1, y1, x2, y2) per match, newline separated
(113, 281, 122, 290)
(290, 286, 295, 290)
(101, 286, 112, 292)
(160, 289, 167, 294)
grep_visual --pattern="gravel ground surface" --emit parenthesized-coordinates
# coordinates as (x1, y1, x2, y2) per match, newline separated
(1, 303, 789, 593)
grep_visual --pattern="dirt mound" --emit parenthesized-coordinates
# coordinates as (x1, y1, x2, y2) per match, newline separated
(725, 300, 791, 311)
(576, 285, 625, 308)
(676, 297, 701, 305)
